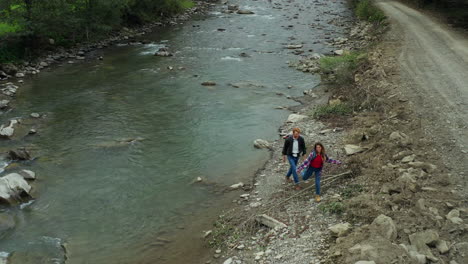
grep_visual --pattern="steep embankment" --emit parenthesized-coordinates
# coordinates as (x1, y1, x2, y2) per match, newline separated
(208, 1, 468, 264)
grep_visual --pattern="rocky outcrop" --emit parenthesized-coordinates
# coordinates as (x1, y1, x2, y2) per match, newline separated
(0, 173, 32, 205)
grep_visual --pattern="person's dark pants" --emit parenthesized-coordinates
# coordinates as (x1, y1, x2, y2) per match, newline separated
(286, 155, 300, 184)
(302, 167, 322, 195)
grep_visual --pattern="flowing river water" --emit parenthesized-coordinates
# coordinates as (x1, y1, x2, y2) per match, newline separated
(0, 0, 352, 263)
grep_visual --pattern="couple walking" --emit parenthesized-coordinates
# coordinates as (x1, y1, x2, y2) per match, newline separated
(282, 127, 341, 202)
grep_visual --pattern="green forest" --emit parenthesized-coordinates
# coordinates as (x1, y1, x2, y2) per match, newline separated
(0, 0, 194, 62)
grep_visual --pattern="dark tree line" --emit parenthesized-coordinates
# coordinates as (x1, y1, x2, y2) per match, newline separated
(0, 0, 195, 62)
(401, 0, 468, 27)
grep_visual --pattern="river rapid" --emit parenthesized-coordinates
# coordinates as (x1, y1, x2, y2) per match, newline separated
(0, 0, 353, 263)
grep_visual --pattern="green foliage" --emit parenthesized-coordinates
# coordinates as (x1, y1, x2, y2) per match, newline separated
(318, 201, 345, 215)
(313, 103, 353, 119)
(355, 0, 386, 22)
(0, 23, 21, 36)
(341, 184, 364, 199)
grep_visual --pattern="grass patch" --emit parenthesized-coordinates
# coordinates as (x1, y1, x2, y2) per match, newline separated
(209, 215, 242, 248)
(313, 103, 353, 119)
(355, 0, 386, 23)
(341, 184, 364, 199)
(319, 52, 366, 73)
(180, 0, 195, 9)
(319, 201, 345, 215)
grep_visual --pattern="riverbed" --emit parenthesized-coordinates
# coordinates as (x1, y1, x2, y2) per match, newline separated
(0, 0, 353, 263)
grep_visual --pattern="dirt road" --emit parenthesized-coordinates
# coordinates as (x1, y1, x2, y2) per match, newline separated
(377, 1, 468, 188)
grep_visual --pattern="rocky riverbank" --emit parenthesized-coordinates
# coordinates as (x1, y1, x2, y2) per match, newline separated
(204, 3, 468, 264)
(0, 1, 215, 262)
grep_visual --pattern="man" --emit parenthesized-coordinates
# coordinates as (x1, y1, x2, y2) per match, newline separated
(282, 127, 306, 190)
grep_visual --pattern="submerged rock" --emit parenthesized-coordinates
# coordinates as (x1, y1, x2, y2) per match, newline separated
(8, 148, 32, 161)
(237, 10, 255, 14)
(253, 139, 271, 149)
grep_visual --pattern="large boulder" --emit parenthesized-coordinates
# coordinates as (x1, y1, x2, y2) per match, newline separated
(370, 214, 397, 241)
(0, 63, 18, 75)
(0, 173, 32, 205)
(287, 114, 307, 123)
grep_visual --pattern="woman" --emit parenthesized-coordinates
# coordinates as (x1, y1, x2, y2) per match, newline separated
(282, 127, 306, 190)
(297, 142, 341, 202)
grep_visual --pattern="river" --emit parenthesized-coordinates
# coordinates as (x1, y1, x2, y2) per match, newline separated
(0, 0, 352, 263)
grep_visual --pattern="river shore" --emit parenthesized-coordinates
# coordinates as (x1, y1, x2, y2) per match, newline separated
(205, 2, 468, 264)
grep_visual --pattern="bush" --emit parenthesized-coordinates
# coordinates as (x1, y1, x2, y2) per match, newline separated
(319, 202, 345, 215)
(313, 103, 353, 119)
(319, 52, 366, 73)
(355, 0, 386, 23)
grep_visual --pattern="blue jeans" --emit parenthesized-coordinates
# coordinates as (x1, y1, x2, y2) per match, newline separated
(303, 167, 322, 195)
(286, 155, 300, 184)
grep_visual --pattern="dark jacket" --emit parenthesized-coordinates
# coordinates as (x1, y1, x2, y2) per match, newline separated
(282, 136, 306, 156)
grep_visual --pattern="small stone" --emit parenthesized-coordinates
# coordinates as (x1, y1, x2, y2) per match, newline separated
(19, 170, 36, 180)
(196, 177, 202, 182)
(30, 113, 41, 118)
(436, 240, 449, 254)
(223, 258, 233, 264)
(201, 81, 216, 86)
(203, 230, 212, 238)
(230, 182, 244, 190)
(334, 50, 344, 56)
(215, 249, 221, 254)
(401, 154, 416, 163)
(329, 223, 351, 237)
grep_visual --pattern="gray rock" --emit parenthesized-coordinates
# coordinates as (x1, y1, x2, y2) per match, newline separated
(409, 230, 439, 261)
(8, 148, 31, 160)
(256, 214, 287, 229)
(370, 214, 397, 240)
(223, 258, 233, 264)
(401, 154, 416, 163)
(334, 49, 344, 55)
(436, 240, 449, 254)
(0, 120, 18, 138)
(0, 63, 18, 75)
(30, 112, 41, 118)
(227, 5, 238, 11)
(344, 144, 366, 155)
(355, 261, 376, 264)
(329, 223, 351, 237)
(253, 139, 271, 149)
(19, 170, 36, 180)
(446, 209, 463, 224)
(237, 10, 255, 14)
(0, 173, 32, 205)
(408, 162, 437, 173)
(0, 100, 10, 109)
(287, 114, 307, 123)
(229, 182, 244, 190)
(15, 72, 25, 78)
